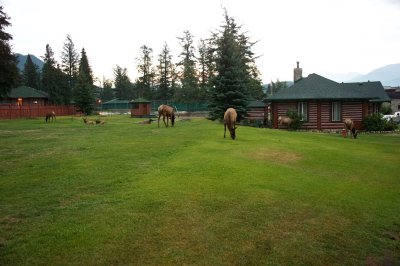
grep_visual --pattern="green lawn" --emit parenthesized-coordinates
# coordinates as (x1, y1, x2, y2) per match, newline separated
(0, 115, 399, 265)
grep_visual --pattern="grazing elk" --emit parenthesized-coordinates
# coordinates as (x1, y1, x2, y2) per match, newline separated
(224, 108, 238, 140)
(344, 118, 358, 139)
(158, 104, 175, 128)
(45, 111, 56, 122)
(278, 116, 292, 129)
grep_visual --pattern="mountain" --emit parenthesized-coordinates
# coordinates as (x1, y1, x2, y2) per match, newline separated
(323, 72, 362, 83)
(347, 63, 400, 87)
(15, 53, 44, 72)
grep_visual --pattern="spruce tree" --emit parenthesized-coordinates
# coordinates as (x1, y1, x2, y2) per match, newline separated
(136, 45, 155, 99)
(156, 42, 174, 100)
(74, 48, 95, 115)
(100, 77, 115, 102)
(113, 65, 132, 100)
(0, 6, 19, 98)
(22, 54, 40, 89)
(177, 30, 198, 103)
(41, 44, 64, 104)
(197, 39, 215, 101)
(61, 34, 79, 104)
(208, 10, 263, 121)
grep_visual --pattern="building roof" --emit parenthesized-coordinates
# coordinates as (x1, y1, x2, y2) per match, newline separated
(248, 100, 266, 108)
(385, 88, 400, 100)
(266, 73, 390, 102)
(8, 86, 48, 98)
(130, 98, 151, 103)
(102, 99, 131, 104)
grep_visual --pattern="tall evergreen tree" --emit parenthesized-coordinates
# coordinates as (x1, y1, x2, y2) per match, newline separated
(113, 65, 132, 100)
(0, 6, 19, 98)
(22, 54, 40, 89)
(197, 38, 215, 101)
(41, 44, 64, 104)
(208, 10, 263, 121)
(100, 77, 115, 102)
(136, 45, 155, 99)
(61, 34, 79, 103)
(156, 42, 174, 100)
(74, 48, 95, 115)
(176, 30, 198, 103)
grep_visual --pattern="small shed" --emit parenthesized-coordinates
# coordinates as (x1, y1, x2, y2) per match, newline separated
(130, 98, 152, 117)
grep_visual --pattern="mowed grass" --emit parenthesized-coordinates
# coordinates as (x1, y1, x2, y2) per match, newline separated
(0, 115, 399, 265)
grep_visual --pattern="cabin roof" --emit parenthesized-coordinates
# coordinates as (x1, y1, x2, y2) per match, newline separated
(8, 86, 48, 98)
(266, 73, 390, 102)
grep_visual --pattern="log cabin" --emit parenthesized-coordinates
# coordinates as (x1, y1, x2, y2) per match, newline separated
(265, 63, 390, 131)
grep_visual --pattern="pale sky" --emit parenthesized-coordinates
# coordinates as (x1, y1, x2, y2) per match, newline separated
(2, 0, 400, 85)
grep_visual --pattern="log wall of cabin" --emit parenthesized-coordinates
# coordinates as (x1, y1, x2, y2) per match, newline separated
(272, 100, 370, 130)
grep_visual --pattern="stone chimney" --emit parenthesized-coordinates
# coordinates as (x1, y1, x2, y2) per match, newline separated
(294, 61, 302, 83)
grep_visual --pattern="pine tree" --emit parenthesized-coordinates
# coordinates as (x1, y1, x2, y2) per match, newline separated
(113, 65, 132, 100)
(156, 42, 174, 100)
(208, 10, 263, 121)
(74, 48, 95, 115)
(136, 45, 155, 99)
(61, 34, 79, 104)
(100, 77, 114, 102)
(41, 44, 64, 104)
(0, 6, 19, 98)
(177, 30, 198, 103)
(22, 54, 40, 89)
(197, 38, 215, 101)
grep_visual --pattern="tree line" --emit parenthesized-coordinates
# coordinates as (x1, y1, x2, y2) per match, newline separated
(1, 5, 265, 119)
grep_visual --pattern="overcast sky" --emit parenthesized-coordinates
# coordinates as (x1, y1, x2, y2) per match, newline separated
(2, 0, 400, 85)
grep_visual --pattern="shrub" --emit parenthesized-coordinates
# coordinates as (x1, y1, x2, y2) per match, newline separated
(287, 111, 303, 130)
(362, 113, 398, 131)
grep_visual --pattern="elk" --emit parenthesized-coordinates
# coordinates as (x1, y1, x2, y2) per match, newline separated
(83, 117, 95, 125)
(224, 108, 238, 140)
(158, 104, 175, 128)
(344, 118, 358, 139)
(45, 111, 56, 122)
(278, 116, 292, 128)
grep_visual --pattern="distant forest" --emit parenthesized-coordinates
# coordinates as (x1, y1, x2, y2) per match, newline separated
(2, 5, 267, 118)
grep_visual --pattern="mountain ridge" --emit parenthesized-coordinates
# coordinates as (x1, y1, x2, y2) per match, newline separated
(346, 63, 400, 86)
(16, 53, 44, 71)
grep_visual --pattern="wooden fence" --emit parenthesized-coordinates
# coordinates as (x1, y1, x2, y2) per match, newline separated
(0, 105, 77, 119)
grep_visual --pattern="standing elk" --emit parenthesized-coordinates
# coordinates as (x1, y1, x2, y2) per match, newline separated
(278, 116, 292, 129)
(45, 111, 56, 122)
(158, 104, 175, 128)
(224, 108, 238, 140)
(344, 118, 358, 139)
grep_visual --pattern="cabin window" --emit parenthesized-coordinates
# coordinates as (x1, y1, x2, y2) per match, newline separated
(298, 102, 308, 121)
(332, 102, 341, 121)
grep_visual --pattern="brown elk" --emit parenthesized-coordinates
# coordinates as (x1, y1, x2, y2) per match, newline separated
(45, 111, 56, 122)
(344, 118, 358, 139)
(224, 108, 238, 140)
(158, 104, 175, 128)
(278, 116, 292, 128)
